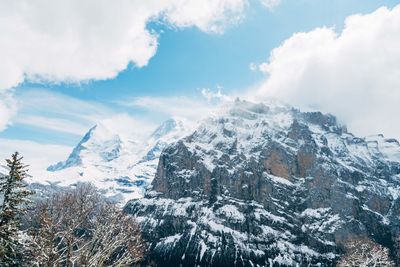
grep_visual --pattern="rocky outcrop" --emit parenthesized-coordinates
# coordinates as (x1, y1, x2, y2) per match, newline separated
(124, 100, 400, 266)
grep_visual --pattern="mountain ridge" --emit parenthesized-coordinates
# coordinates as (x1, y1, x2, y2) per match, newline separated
(124, 99, 400, 266)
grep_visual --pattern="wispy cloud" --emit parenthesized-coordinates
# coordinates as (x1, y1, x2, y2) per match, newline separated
(13, 90, 113, 136)
(16, 115, 88, 136)
(18, 90, 115, 122)
(259, 0, 281, 10)
(7, 88, 234, 141)
(11, 89, 157, 139)
(121, 96, 213, 121)
(100, 114, 157, 140)
(120, 88, 233, 123)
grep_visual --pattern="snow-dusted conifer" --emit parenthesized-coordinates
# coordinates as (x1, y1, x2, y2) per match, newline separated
(0, 152, 33, 266)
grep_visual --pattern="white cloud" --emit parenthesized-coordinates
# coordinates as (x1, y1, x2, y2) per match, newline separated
(119, 86, 237, 124)
(0, 90, 17, 131)
(255, 5, 400, 139)
(100, 114, 157, 140)
(162, 0, 247, 33)
(201, 87, 233, 102)
(259, 0, 281, 10)
(0, 0, 250, 90)
(249, 62, 258, 71)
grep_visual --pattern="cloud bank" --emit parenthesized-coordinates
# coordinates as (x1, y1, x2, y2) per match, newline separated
(255, 5, 400, 139)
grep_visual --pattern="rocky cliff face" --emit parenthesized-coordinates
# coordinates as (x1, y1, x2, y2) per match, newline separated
(124, 100, 400, 266)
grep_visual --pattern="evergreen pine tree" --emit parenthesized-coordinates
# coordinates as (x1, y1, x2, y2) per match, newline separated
(0, 152, 33, 266)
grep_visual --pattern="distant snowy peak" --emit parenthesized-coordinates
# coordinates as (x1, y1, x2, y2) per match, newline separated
(150, 118, 193, 142)
(141, 118, 193, 161)
(44, 118, 191, 202)
(151, 118, 183, 139)
(47, 123, 124, 171)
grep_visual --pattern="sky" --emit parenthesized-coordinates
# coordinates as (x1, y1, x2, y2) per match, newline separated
(0, 0, 400, 169)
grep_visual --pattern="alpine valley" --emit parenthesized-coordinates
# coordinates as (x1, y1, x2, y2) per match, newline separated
(13, 99, 400, 266)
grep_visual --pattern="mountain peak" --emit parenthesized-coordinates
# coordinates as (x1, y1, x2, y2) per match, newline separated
(47, 123, 123, 172)
(44, 117, 191, 202)
(151, 118, 179, 139)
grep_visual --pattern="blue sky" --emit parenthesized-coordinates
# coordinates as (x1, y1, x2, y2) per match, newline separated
(1, 0, 400, 167)
(18, 0, 399, 100)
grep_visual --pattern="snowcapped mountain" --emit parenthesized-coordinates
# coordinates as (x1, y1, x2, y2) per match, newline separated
(45, 118, 191, 202)
(125, 99, 400, 266)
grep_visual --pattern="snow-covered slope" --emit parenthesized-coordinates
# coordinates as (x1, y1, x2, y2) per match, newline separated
(43, 118, 191, 202)
(125, 99, 400, 266)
